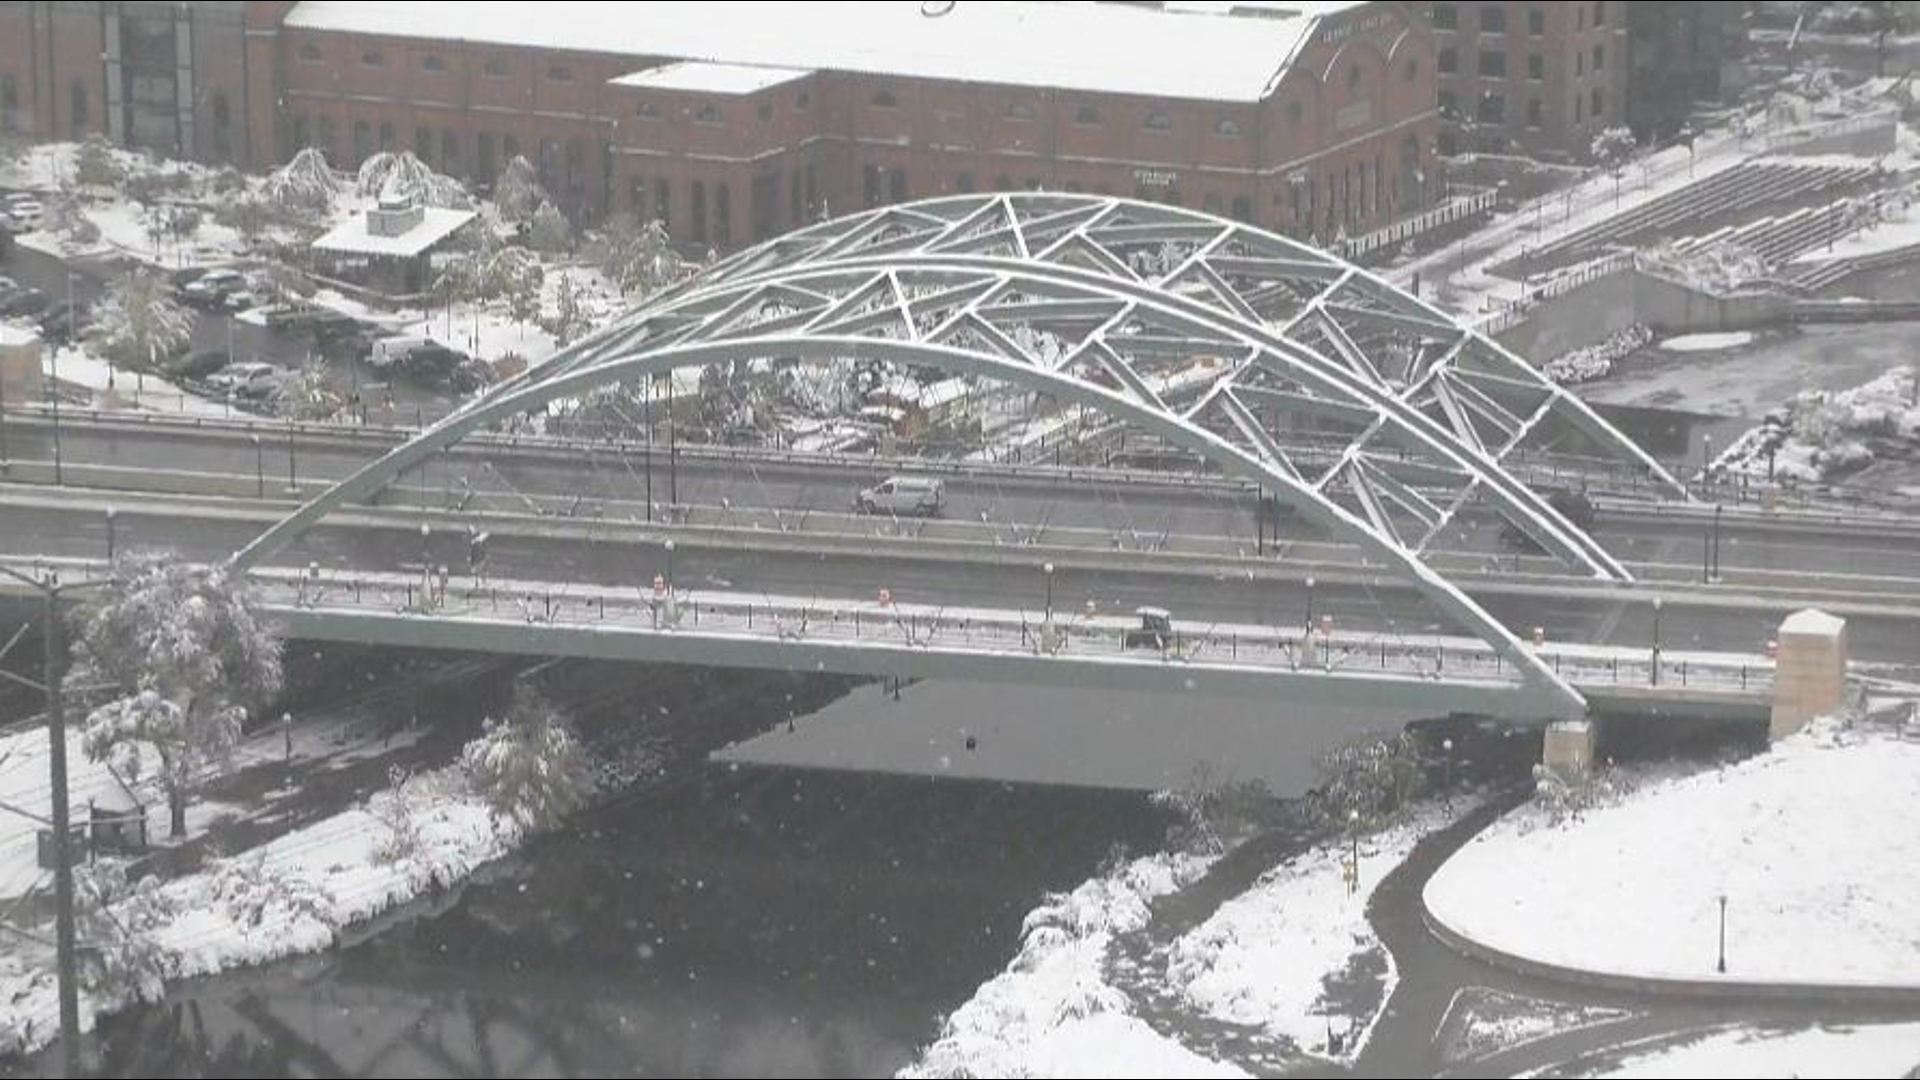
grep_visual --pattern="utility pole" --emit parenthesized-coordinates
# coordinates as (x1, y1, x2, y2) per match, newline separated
(0, 564, 110, 1078)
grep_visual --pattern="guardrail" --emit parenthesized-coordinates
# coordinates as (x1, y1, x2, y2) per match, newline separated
(1341, 186, 1500, 262)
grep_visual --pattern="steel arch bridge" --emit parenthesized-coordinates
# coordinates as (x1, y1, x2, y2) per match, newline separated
(236, 194, 1685, 720)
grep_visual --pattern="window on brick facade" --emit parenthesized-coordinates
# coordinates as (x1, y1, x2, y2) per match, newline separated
(957, 171, 975, 193)
(361, 49, 384, 68)
(695, 104, 723, 125)
(1215, 116, 1243, 137)
(1593, 44, 1605, 71)
(1231, 195, 1252, 222)
(1528, 6, 1544, 35)
(379, 122, 395, 151)
(421, 54, 447, 73)
(1528, 53, 1544, 80)
(1591, 87, 1604, 117)
(1075, 104, 1101, 126)
(1144, 109, 1172, 131)
(796, 90, 811, 110)
(655, 178, 671, 227)
(758, 102, 773, 122)
(415, 126, 432, 162)
(1479, 50, 1505, 78)
(297, 43, 322, 63)
(889, 167, 907, 202)
(637, 100, 660, 119)
(715, 182, 731, 246)
(441, 129, 460, 172)
(548, 64, 573, 83)
(1594, 1, 1606, 25)
(1433, 3, 1457, 29)
(483, 56, 510, 78)
(1438, 89, 1456, 117)
(1347, 64, 1362, 88)
(1527, 98, 1543, 128)
(871, 89, 897, 109)
(1007, 101, 1037, 121)
(1405, 57, 1419, 82)
(1480, 5, 1506, 33)
(1439, 48, 1457, 74)
(690, 181, 707, 243)
(1285, 101, 1304, 124)
(1477, 92, 1505, 123)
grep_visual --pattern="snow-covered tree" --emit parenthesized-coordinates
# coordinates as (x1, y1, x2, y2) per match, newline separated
(527, 199, 573, 253)
(73, 134, 124, 189)
(74, 862, 171, 1005)
(355, 149, 471, 209)
(281, 363, 346, 422)
(461, 685, 596, 834)
(86, 271, 194, 374)
(40, 186, 100, 245)
(492, 155, 548, 223)
(266, 146, 343, 214)
(1591, 126, 1637, 208)
(1306, 732, 1424, 833)
(505, 250, 548, 335)
(589, 213, 688, 297)
(541, 273, 591, 346)
(66, 553, 284, 838)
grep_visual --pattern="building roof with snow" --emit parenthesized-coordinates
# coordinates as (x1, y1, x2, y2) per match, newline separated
(285, 1, 1350, 102)
(611, 61, 814, 95)
(312, 204, 477, 259)
(0, 322, 41, 348)
(1780, 609, 1847, 638)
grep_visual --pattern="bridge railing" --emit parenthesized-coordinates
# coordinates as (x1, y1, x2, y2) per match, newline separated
(232, 564, 1772, 695)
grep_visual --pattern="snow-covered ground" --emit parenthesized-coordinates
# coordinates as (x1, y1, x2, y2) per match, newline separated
(1543, 324, 1652, 384)
(1426, 716, 1920, 987)
(41, 343, 235, 418)
(899, 849, 1239, 1079)
(1544, 1022, 1920, 1079)
(1164, 808, 1452, 1064)
(0, 760, 516, 1059)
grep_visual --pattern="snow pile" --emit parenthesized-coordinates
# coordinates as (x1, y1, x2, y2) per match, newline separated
(1658, 331, 1755, 353)
(0, 765, 520, 1060)
(1566, 1022, 1920, 1079)
(1426, 717, 1920, 987)
(1714, 365, 1920, 482)
(1163, 810, 1446, 1063)
(1640, 241, 1770, 294)
(1541, 324, 1652, 384)
(900, 850, 1241, 1080)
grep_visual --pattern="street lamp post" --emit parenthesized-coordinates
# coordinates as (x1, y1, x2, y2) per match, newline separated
(1717, 894, 1729, 973)
(285, 421, 298, 494)
(1304, 576, 1317, 635)
(664, 538, 676, 591)
(105, 507, 117, 562)
(1348, 808, 1361, 895)
(251, 434, 264, 498)
(1442, 736, 1455, 792)
(1702, 433, 1715, 497)
(418, 524, 432, 601)
(1043, 561, 1055, 622)
(1651, 596, 1664, 687)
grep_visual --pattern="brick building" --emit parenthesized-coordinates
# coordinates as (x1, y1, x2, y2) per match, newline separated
(4, 1, 1442, 251)
(1426, 0, 1629, 161)
(0, 1, 277, 166)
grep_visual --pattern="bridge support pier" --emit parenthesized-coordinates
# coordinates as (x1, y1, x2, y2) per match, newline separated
(1541, 719, 1595, 781)
(1770, 609, 1849, 741)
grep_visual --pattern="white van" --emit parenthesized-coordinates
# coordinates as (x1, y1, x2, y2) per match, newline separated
(854, 476, 946, 517)
(367, 334, 434, 369)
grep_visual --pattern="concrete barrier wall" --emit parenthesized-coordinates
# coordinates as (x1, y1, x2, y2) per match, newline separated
(1494, 269, 1792, 360)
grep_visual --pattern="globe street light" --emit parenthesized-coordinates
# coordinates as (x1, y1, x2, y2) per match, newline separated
(1651, 596, 1664, 687)
(1043, 561, 1055, 622)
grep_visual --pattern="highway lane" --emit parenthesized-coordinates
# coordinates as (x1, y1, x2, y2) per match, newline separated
(4, 496, 1913, 673)
(10, 413, 1920, 582)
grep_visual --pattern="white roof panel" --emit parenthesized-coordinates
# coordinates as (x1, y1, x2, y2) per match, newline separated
(286, 1, 1344, 102)
(612, 62, 814, 95)
(312, 206, 477, 258)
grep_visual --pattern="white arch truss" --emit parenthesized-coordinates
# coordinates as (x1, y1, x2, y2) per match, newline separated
(234, 195, 1678, 720)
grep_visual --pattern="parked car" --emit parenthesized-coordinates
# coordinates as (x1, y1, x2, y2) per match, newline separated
(853, 475, 946, 517)
(167, 349, 233, 383)
(180, 268, 250, 309)
(2, 193, 44, 232)
(205, 361, 283, 398)
(366, 333, 438, 369)
(36, 300, 85, 346)
(0, 287, 50, 319)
